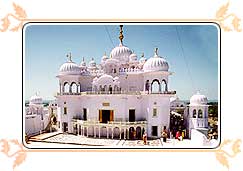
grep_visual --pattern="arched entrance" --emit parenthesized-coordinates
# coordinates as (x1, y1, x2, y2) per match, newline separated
(151, 79, 161, 93)
(63, 82, 69, 93)
(70, 82, 78, 93)
(129, 127, 135, 139)
(161, 79, 167, 92)
(113, 127, 120, 139)
(136, 127, 142, 139)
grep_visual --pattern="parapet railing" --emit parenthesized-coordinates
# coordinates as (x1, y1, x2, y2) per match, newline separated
(56, 90, 176, 96)
(72, 119, 147, 127)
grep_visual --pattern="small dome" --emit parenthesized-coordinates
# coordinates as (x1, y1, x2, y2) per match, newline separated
(93, 74, 114, 85)
(110, 44, 132, 63)
(80, 57, 86, 67)
(190, 91, 208, 105)
(89, 58, 96, 67)
(30, 94, 43, 105)
(59, 61, 81, 75)
(143, 48, 169, 72)
(129, 53, 138, 62)
(139, 56, 147, 64)
(102, 53, 109, 62)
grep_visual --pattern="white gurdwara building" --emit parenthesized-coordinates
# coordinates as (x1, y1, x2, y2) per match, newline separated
(26, 26, 210, 140)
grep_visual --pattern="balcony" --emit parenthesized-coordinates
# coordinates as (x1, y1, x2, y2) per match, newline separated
(56, 90, 176, 96)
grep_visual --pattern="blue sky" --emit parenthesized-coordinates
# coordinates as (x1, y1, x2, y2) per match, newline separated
(25, 24, 218, 100)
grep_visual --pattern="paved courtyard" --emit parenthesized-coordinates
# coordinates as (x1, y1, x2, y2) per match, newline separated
(27, 132, 208, 148)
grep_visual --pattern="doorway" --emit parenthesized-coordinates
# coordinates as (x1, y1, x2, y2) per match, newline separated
(99, 110, 114, 123)
(129, 109, 135, 122)
(63, 122, 68, 132)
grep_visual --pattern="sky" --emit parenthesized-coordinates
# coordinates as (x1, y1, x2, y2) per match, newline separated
(25, 24, 218, 101)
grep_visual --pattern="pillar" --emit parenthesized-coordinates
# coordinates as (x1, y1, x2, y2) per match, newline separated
(59, 83, 62, 94)
(112, 128, 114, 139)
(94, 126, 96, 138)
(77, 124, 79, 135)
(76, 84, 79, 94)
(107, 127, 109, 138)
(69, 85, 72, 93)
(99, 126, 100, 138)
(119, 129, 121, 140)
(79, 83, 81, 93)
(87, 127, 89, 137)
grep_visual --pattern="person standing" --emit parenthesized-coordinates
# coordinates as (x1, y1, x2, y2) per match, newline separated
(161, 126, 168, 143)
(143, 132, 147, 145)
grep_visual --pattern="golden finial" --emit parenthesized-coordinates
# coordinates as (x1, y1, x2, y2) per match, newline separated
(154, 48, 158, 56)
(66, 52, 72, 62)
(119, 25, 124, 45)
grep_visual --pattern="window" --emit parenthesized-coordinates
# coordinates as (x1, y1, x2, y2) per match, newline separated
(198, 109, 203, 118)
(193, 109, 196, 118)
(64, 107, 67, 115)
(129, 109, 135, 122)
(152, 126, 158, 136)
(153, 108, 157, 117)
(83, 108, 87, 120)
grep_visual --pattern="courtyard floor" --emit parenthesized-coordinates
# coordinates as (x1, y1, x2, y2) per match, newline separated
(27, 132, 201, 148)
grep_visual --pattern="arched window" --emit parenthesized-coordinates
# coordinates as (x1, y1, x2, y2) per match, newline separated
(161, 79, 167, 92)
(109, 85, 112, 94)
(151, 79, 161, 93)
(193, 109, 197, 118)
(198, 109, 203, 118)
(70, 82, 78, 93)
(63, 82, 69, 93)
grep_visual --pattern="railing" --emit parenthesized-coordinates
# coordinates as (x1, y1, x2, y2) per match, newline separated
(56, 90, 176, 96)
(72, 119, 147, 126)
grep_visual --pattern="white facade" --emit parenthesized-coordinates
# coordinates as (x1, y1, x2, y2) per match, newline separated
(25, 94, 50, 136)
(27, 26, 210, 140)
(188, 92, 209, 138)
(54, 26, 177, 139)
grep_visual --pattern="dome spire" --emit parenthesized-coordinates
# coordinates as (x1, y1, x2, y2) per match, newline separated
(66, 52, 72, 62)
(154, 48, 158, 56)
(141, 52, 144, 58)
(119, 25, 124, 45)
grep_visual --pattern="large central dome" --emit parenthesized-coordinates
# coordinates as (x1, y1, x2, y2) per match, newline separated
(110, 25, 132, 64)
(110, 43, 132, 63)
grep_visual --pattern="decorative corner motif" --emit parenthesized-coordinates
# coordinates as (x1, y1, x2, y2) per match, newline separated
(215, 139, 241, 170)
(0, 139, 27, 170)
(216, 1, 242, 32)
(0, 3, 27, 32)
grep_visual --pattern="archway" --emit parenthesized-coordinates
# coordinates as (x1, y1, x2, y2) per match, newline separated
(136, 127, 142, 139)
(198, 109, 203, 118)
(193, 109, 197, 118)
(70, 82, 78, 93)
(113, 127, 120, 139)
(109, 85, 112, 94)
(63, 82, 69, 93)
(151, 79, 161, 93)
(129, 127, 135, 139)
(161, 79, 167, 92)
(100, 126, 107, 138)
